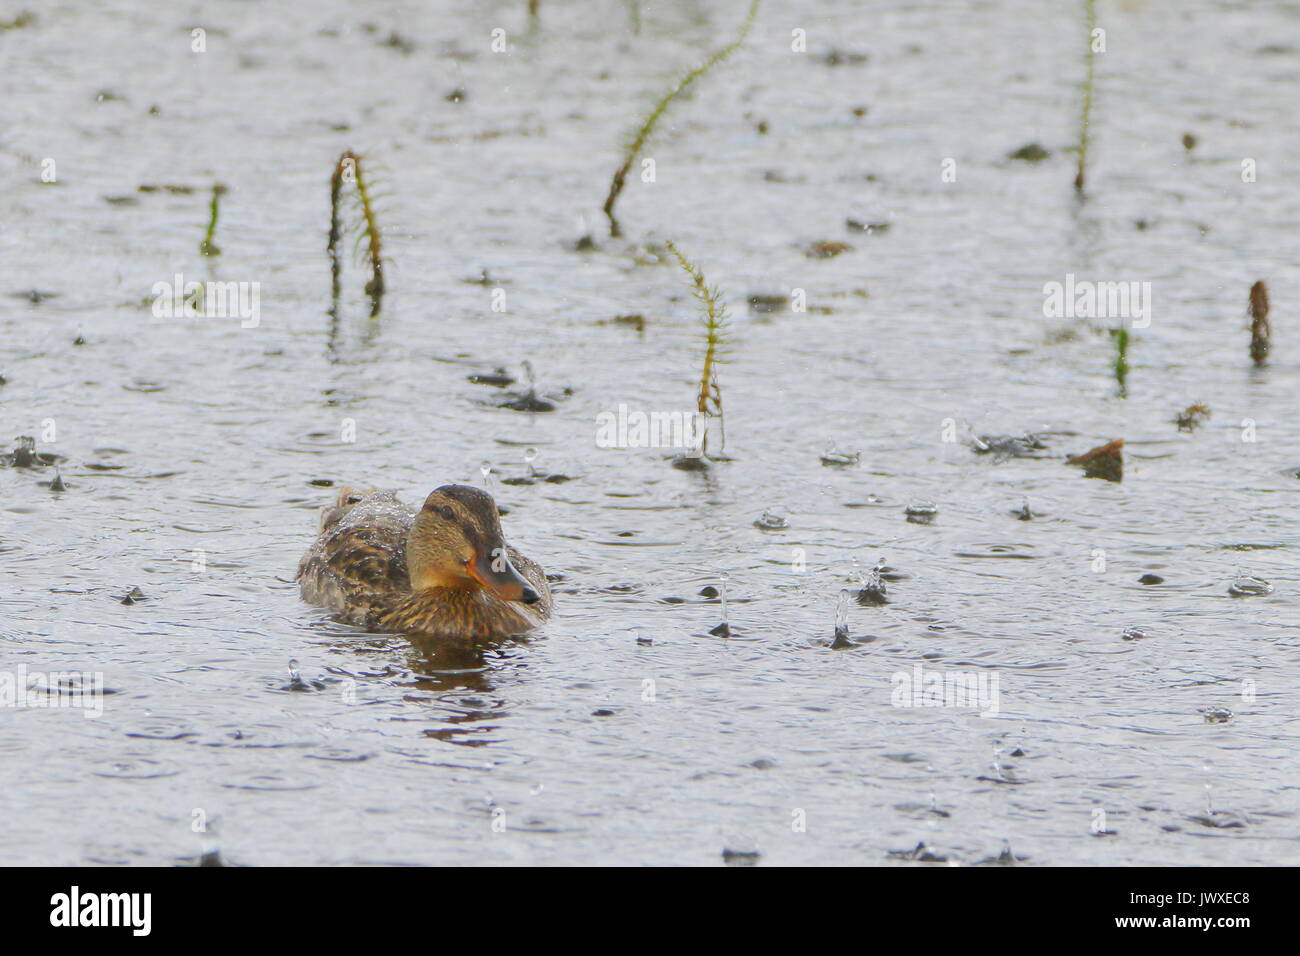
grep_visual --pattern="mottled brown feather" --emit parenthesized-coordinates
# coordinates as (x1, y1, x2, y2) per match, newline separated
(297, 486, 552, 638)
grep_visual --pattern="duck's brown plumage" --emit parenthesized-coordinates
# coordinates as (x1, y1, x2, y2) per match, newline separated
(297, 484, 552, 640)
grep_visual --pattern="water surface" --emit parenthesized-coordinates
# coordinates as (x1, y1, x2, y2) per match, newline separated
(2, 0, 1298, 865)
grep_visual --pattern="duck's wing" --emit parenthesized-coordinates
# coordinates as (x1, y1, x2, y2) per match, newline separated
(297, 490, 416, 625)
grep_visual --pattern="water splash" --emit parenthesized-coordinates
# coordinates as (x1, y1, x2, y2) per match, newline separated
(708, 573, 732, 636)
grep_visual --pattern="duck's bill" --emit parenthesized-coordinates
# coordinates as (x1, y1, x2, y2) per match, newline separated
(470, 552, 540, 605)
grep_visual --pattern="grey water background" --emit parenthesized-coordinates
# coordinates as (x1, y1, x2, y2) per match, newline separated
(2, 0, 1298, 865)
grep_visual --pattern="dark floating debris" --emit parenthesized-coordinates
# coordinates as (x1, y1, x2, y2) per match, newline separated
(1187, 811, 1246, 830)
(7, 436, 37, 468)
(708, 622, 732, 637)
(1138, 573, 1164, 585)
(601, 313, 646, 331)
(1249, 279, 1270, 366)
(1012, 500, 1034, 521)
(806, 240, 851, 259)
(138, 183, 197, 195)
(975, 841, 1026, 866)
(0, 10, 36, 31)
(48, 470, 66, 492)
(845, 218, 890, 234)
(119, 586, 146, 606)
(829, 626, 855, 649)
(1121, 625, 1149, 642)
(721, 847, 761, 865)
(4, 436, 61, 469)
(490, 363, 571, 412)
(747, 293, 788, 314)
(496, 391, 559, 412)
(1007, 142, 1050, 162)
(1227, 573, 1272, 597)
(888, 841, 949, 863)
(1200, 706, 1233, 724)
(467, 367, 515, 387)
(378, 30, 416, 54)
(500, 471, 572, 486)
(753, 509, 788, 531)
(1067, 438, 1123, 482)
(281, 659, 325, 692)
(12, 289, 59, 303)
(972, 433, 1047, 458)
(1174, 403, 1211, 431)
(820, 443, 860, 467)
(904, 501, 937, 524)
(855, 562, 888, 606)
(500, 448, 573, 486)
(698, 586, 719, 599)
(670, 452, 710, 471)
(856, 584, 887, 607)
(819, 48, 868, 67)
(1182, 132, 1198, 151)
(591, 709, 615, 717)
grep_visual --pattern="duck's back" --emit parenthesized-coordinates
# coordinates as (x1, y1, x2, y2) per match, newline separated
(297, 488, 415, 625)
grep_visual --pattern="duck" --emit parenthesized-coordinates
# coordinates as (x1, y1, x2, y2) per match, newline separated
(297, 483, 552, 640)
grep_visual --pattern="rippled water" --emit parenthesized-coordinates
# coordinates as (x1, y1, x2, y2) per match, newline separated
(2, 0, 1298, 865)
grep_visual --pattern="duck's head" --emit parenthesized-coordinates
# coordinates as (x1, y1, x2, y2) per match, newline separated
(407, 484, 540, 605)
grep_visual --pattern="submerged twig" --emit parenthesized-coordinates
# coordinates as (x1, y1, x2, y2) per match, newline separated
(328, 150, 385, 316)
(602, 0, 762, 237)
(666, 241, 729, 457)
(1074, 0, 1098, 193)
(1249, 279, 1270, 366)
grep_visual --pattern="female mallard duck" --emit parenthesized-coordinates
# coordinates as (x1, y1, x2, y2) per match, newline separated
(297, 483, 552, 640)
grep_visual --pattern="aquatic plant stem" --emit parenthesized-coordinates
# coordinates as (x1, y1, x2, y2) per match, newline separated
(1249, 279, 1270, 366)
(1074, 0, 1097, 193)
(1112, 326, 1129, 396)
(602, 0, 762, 237)
(666, 241, 729, 456)
(199, 183, 226, 256)
(328, 150, 385, 317)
